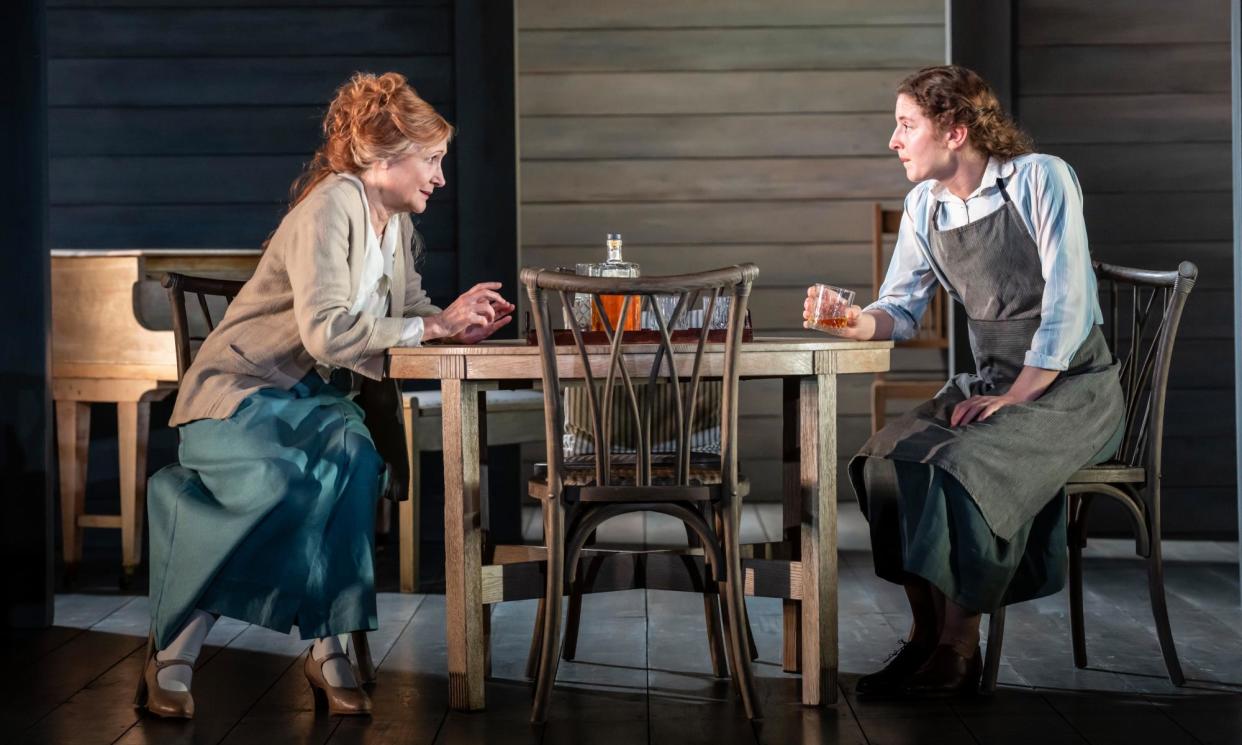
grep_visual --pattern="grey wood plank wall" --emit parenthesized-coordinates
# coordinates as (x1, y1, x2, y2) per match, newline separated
(46, 0, 459, 305)
(1016, 0, 1236, 536)
(516, 0, 947, 501)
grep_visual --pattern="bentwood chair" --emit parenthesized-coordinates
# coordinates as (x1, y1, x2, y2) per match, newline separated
(160, 272, 380, 684)
(522, 264, 761, 723)
(981, 260, 1198, 692)
(869, 203, 950, 432)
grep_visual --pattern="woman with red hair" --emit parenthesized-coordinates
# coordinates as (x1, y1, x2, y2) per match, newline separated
(137, 72, 513, 719)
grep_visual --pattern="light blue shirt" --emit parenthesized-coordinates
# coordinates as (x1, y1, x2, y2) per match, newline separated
(868, 153, 1102, 371)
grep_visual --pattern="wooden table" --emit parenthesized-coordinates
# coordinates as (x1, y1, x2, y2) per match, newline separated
(387, 337, 891, 711)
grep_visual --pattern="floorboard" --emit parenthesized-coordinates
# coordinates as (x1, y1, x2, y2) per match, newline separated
(7, 504, 1242, 745)
(326, 594, 444, 745)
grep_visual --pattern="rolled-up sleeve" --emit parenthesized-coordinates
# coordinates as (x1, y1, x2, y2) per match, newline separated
(1025, 157, 1097, 371)
(865, 189, 940, 341)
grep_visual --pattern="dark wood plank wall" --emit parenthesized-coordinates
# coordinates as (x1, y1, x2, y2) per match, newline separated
(1016, 0, 1236, 535)
(2, 0, 53, 628)
(516, 0, 947, 501)
(46, 0, 459, 306)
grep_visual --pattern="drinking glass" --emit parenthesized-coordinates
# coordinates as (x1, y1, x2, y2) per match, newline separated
(807, 284, 855, 333)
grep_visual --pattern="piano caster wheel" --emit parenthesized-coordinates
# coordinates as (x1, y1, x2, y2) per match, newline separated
(119, 566, 137, 592)
(62, 563, 79, 591)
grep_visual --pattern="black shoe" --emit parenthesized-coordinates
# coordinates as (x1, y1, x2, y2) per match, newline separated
(856, 639, 934, 698)
(901, 644, 982, 698)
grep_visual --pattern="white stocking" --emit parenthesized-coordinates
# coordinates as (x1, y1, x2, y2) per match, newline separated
(311, 635, 358, 689)
(155, 610, 215, 692)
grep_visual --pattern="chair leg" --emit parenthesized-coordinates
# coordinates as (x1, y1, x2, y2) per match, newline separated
(686, 521, 729, 677)
(781, 600, 801, 672)
(721, 504, 760, 719)
(351, 630, 376, 685)
(483, 604, 493, 679)
(562, 527, 595, 661)
(743, 600, 759, 662)
(531, 501, 565, 724)
(561, 588, 583, 661)
(703, 593, 730, 677)
(55, 399, 90, 587)
(870, 379, 886, 434)
(981, 607, 1005, 694)
(1146, 542, 1186, 685)
(399, 402, 420, 593)
(1069, 515, 1088, 669)
(526, 597, 546, 680)
(117, 401, 151, 587)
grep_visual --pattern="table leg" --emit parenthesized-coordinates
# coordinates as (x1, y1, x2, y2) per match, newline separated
(442, 379, 486, 711)
(781, 378, 801, 674)
(800, 374, 838, 705)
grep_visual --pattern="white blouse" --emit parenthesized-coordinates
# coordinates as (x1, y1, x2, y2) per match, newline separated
(339, 173, 424, 346)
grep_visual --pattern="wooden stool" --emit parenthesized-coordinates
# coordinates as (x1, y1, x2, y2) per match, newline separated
(399, 388, 545, 592)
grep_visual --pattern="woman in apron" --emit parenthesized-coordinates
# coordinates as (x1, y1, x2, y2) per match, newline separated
(804, 66, 1123, 697)
(136, 72, 514, 719)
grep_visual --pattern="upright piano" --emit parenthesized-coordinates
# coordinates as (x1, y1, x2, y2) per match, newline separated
(51, 249, 260, 582)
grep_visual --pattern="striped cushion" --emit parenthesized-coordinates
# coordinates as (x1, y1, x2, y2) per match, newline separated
(563, 381, 723, 457)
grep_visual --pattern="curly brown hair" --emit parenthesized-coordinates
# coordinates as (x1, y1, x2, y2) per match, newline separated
(288, 71, 454, 209)
(897, 65, 1034, 160)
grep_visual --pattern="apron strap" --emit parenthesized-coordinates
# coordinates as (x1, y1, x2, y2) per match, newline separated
(996, 177, 1011, 203)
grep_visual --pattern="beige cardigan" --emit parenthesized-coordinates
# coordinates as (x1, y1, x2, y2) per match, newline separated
(170, 174, 441, 427)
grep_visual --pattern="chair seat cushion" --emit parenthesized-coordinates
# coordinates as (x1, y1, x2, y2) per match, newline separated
(1067, 461, 1145, 484)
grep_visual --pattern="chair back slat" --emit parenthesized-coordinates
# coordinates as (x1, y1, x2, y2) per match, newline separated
(161, 272, 246, 382)
(646, 291, 688, 485)
(522, 265, 758, 498)
(1093, 260, 1197, 473)
(561, 289, 608, 485)
(682, 288, 719, 482)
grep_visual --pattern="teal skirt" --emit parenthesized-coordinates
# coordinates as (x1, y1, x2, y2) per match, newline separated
(147, 373, 383, 648)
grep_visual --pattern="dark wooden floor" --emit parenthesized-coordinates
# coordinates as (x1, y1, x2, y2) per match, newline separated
(6, 509, 1242, 745)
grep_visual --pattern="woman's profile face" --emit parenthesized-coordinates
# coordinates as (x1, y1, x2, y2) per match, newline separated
(376, 137, 449, 214)
(889, 93, 954, 183)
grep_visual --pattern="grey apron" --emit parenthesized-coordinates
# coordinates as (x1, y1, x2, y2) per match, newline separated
(854, 178, 1124, 541)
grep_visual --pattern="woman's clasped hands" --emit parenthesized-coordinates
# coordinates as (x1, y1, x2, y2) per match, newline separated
(423, 281, 515, 343)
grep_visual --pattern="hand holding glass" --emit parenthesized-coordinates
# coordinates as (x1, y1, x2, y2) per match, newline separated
(805, 284, 856, 334)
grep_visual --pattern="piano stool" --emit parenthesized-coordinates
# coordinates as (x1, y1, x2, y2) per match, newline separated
(51, 249, 261, 586)
(397, 388, 545, 592)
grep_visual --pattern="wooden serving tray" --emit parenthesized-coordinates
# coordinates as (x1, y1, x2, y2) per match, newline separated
(524, 313, 753, 346)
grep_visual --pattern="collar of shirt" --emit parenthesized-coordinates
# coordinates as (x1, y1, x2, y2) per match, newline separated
(339, 173, 401, 245)
(928, 156, 1017, 204)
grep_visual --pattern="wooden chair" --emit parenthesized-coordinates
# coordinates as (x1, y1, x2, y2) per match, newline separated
(522, 264, 761, 722)
(870, 203, 950, 432)
(160, 272, 377, 683)
(981, 260, 1199, 691)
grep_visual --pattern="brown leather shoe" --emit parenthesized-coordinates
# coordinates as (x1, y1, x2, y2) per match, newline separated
(855, 639, 935, 698)
(304, 647, 372, 716)
(134, 639, 195, 719)
(901, 644, 982, 698)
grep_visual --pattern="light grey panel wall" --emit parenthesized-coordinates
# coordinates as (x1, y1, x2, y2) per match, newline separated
(518, 0, 946, 501)
(1017, 0, 1236, 536)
